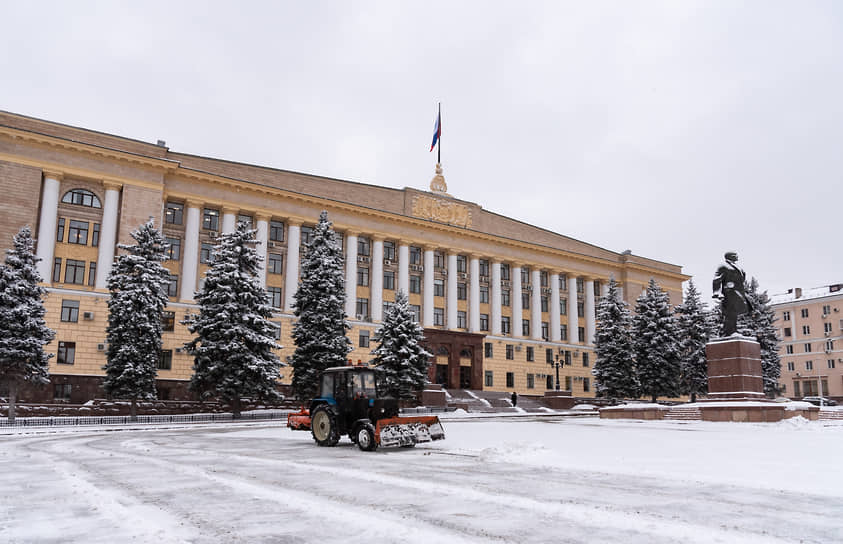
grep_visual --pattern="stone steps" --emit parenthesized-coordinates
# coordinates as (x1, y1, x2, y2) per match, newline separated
(818, 409, 843, 420)
(664, 406, 702, 420)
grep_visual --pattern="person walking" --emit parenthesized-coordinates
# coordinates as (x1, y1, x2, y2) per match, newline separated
(511, 391, 518, 407)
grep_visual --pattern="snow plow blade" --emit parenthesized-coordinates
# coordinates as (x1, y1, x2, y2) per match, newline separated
(287, 408, 311, 431)
(375, 416, 445, 448)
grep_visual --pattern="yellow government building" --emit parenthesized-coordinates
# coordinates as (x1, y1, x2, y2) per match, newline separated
(0, 110, 687, 403)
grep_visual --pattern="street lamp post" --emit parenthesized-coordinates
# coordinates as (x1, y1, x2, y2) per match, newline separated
(548, 351, 562, 391)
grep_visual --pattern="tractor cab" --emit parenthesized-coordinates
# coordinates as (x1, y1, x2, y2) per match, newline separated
(312, 367, 399, 436)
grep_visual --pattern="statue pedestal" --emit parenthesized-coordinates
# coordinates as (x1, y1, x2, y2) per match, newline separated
(704, 335, 766, 400)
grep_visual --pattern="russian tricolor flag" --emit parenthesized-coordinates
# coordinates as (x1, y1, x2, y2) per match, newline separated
(430, 111, 441, 151)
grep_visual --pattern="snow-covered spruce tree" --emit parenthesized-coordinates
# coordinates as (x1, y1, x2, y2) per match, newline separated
(592, 278, 638, 400)
(738, 278, 781, 396)
(632, 279, 681, 403)
(0, 227, 55, 423)
(103, 220, 171, 421)
(674, 279, 714, 402)
(185, 222, 281, 417)
(290, 211, 351, 401)
(371, 291, 433, 399)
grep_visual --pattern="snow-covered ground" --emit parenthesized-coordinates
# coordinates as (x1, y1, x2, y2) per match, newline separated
(1, 416, 841, 543)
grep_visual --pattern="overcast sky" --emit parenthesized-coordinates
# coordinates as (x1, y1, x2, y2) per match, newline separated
(3, 1, 841, 305)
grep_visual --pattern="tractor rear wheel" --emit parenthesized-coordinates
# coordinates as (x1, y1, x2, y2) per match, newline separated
(311, 405, 340, 446)
(356, 423, 378, 452)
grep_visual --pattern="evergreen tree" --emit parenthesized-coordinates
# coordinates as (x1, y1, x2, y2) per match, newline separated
(371, 291, 432, 399)
(675, 279, 713, 402)
(592, 278, 638, 399)
(103, 220, 171, 421)
(290, 211, 351, 401)
(738, 278, 782, 396)
(632, 279, 681, 403)
(185, 222, 281, 417)
(0, 227, 54, 423)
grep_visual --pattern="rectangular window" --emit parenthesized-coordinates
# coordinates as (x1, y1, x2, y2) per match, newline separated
(383, 241, 395, 261)
(268, 253, 283, 274)
(409, 275, 421, 293)
(479, 259, 489, 277)
(456, 255, 467, 273)
(166, 237, 181, 261)
(578, 327, 586, 342)
(410, 246, 422, 265)
(802, 325, 811, 335)
(787, 362, 795, 371)
(501, 264, 510, 281)
(520, 319, 529, 336)
(167, 275, 178, 297)
(53, 258, 62, 282)
(793, 381, 801, 397)
(501, 316, 511, 334)
(786, 345, 794, 354)
(521, 267, 530, 285)
(540, 271, 548, 287)
(594, 281, 601, 297)
(560, 298, 567, 315)
(565, 376, 572, 390)
(64, 259, 86, 284)
(480, 314, 489, 331)
(355, 237, 370, 257)
(583, 377, 590, 392)
(484, 342, 493, 358)
(560, 325, 568, 341)
(829, 359, 836, 369)
(87, 262, 96, 287)
(506, 372, 514, 387)
(457, 311, 467, 329)
(823, 304, 832, 315)
(457, 283, 467, 300)
(359, 330, 370, 348)
(91, 223, 100, 247)
(357, 267, 369, 287)
(577, 302, 585, 317)
(56, 217, 65, 242)
(825, 322, 833, 333)
(54, 383, 72, 401)
(267, 287, 282, 308)
(577, 278, 584, 293)
(237, 214, 253, 228)
(165, 202, 184, 225)
(541, 296, 548, 312)
(300, 225, 314, 246)
(67, 220, 89, 245)
(434, 251, 445, 269)
(501, 289, 510, 307)
(826, 340, 834, 351)
(485, 371, 494, 387)
(804, 343, 812, 353)
(559, 275, 567, 291)
(784, 327, 792, 337)
(384, 271, 395, 290)
(801, 308, 809, 318)
(506, 345, 514, 360)
(582, 352, 590, 367)
(434, 279, 445, 297)
(203, 208, 219, 231)
(546, 348, 554, 364)
(200, 243, 214, 264)
(522, 292, 530, 309)
(782, 311, 790, 321)
(356, 298, 369, 319)
(158, 350, 173, 370)
(526, 346, 534, 362)
(162, 311, 175, 332)
(480, 286, 489, 304)
(806, 360, 813, 371)
(410, 305, 421, 322)
(60, 300, 79, 322)
(541, 322, 549, 340)
(527, 374, 535, 389)
(434, 307, 445, 326)
(269, 220, 285, 242)
(57, 341, 76, 365)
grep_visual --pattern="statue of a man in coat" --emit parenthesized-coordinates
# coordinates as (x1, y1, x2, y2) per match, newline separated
(712, 251, 752, 336)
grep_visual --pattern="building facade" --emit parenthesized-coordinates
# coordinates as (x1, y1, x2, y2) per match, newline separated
(0, 111, 687, 403)
(771, 284, 843, 401)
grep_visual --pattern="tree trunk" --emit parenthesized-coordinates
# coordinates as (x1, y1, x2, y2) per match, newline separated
(690, 392, 697, 403)
(130, 399, 138, 422)
(8, 381, 17, 425)
(651, 394, 657, 403)
(232, 397, 241, 419)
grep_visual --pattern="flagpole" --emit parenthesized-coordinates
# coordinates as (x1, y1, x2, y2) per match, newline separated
(437, 102, 441, 165)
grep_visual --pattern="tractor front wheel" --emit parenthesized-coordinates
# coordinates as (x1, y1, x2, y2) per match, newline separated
(311, 405, 340, 447)
(356, 423, 378, 452)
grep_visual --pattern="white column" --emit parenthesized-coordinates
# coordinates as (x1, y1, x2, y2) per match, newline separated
(531, 269, 542, 340)
(550, 273, 561, 342)
(491, 261, 502, 335)
(345, 233, 358, 318)
(398, 242, 409, 294)
(469, 256, 480, 333)
(585, 279, 596, 345)
(221, 208, 236, 233)
(35, 172, 61, 282)
(512, 266, 523, 337)
(94, 182, 121, 289)
(568, 275, 579, 343)
(447, 252, 458, 329)
(284, 222, 301, 312)
(180, 202, 201, 301)
(255, 215, 269, 288)
(423, 248, 434, 327)
(371, 237, 384, 322)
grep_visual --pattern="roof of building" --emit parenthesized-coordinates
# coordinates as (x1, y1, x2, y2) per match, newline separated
(770, 283, 843, 305)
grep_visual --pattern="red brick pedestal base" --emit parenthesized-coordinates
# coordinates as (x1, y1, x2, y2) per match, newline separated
(705, 335, 766, 400)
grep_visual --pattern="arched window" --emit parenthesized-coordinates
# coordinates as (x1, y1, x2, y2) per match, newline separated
(436, 346, 449, 356)
(460, 348, 472, 358)
(61, 189, 101, 208)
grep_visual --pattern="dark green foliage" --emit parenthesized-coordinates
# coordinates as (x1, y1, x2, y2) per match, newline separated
(592, 278, 638, 399)
(633, 279, 681, 403)
(675, 280, 714, 402)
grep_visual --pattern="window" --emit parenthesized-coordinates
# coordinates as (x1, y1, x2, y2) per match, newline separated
(559, 275, 567, 291)
(268, 254, 283, 274)
(484, 343, 493, 358)
(594, 281, 601, 297)
(506, 345, 514, 360)
(54, 383, 72, 401)
(53, 258, 62, 282)
(62, 189, 101, 208)
(166, 237, 181, 260)
(577, 302, 584, 318)
(357, 237, 370, 256)
(787, 362, 795, 371)
(356, 298, 369, 319)
(823, 304, 832, 316)
(165, 202, 184, 225)
(782, 311, 790, 321)
(806, 361, 813, 371)
(409, 275, 421, 293)
(546, 348, 554, 363)
(521, 267, 529, 285)
(267, 287, 282, 308)
(269, 220, 285, 242)
(64, 259, 85, 284)
(829, 359, 836, 369)
(200, 243, 214, 264)
(527, 374, 535, 389)
(826, 340, 834, 351)
(801, 308, 809, 318)
(434, 279, 444, 297)
(383, 241, 395, 261)
(541, 296, 548, 312)
(479, 259, 489, 277)
(582, 352, 590, 367)
(162, 311, 175, 331)
(526, 346, 534, 362)
(522, 292, 530, 309)
(456, 255, 467, 273)
(506, 372, 514, 387)
(154, 350, 172, 370)
(434, 307, 445, 326)
(383, 271, 395, 290)
(583, 377, 590, 392)
(87, 262, 96, 287)
(560, 324, 568, 341)
(56, 218, 65, 242)
(457, 283, 467, 300)
(480, 314, 489, 331)
(565, 376, 572, 390)
(359, 330, 370, 348)
(577, 278, 584, 293)
(300, 225, 314, 246)
(357, 267, 369, 287)
(540, 271, 548, 287)
(167, 275, 178, 297)
(522, 319, 530, 336)
(237, 214, 253, 228)
(60, 300, 79, 322)
(793, 381, 801, 397)
(804, 343, 812, 353)
(786, 345, 794, 354)
(783, 327, 792, 337)
(802, 325, 811, 335)
(541, 322, 549, 340)
(485, 371, 494, 387)
(825, 322, 833, 333)
(501, 316, 511, 334)
(410, 305, 421, 322)
(57, 341, 76, 365)
(203, 208, 220, 231)
(480, 286, 489, 304)
(434, 251, 445, 268)
(501, 264, 510, 281)
(91, 223, 100, 247)
(501, 289, 510, 307)
(410, 246, 422, 265)
(560, 299, 567, 315)
(457, 311, 467, 329)
(67, 220, 89, 245)
(578, 327, 585, 342)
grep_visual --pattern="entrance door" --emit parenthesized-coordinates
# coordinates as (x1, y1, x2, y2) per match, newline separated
(459, 366, 472, 389)
(435, 364, 448, 386)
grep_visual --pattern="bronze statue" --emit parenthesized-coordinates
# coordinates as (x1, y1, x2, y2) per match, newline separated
(713, 251, 751, 336)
